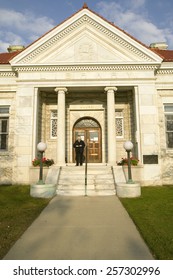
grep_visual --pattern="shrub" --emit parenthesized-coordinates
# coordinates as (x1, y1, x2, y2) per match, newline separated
(32, 157, 54, 167)
(117, 157, 139, 166)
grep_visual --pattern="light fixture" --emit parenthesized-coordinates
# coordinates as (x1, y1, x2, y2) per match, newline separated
(123, 141, 134, 184)
(37, 142, 47, 184)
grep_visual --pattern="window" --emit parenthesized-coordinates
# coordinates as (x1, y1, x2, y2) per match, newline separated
(164, 105, 173, 148)
(50, 110, 57, 138)
(0, 107, 9, 150)
(115, 110, 124, 138)
(75, 118, 99, 128)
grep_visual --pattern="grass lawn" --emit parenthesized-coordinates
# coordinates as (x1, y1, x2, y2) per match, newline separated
(120, 186, 173, 260)
(0, 185, 172, 260)
(0, 185, 51, 259)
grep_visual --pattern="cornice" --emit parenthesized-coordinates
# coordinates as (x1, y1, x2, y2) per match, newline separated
(14, 15, 154, 65)
(156, 69, 173, 75)
(13, 64, 158, 72)
(0, 71, 16, 77)
(1, 65, 172, 76)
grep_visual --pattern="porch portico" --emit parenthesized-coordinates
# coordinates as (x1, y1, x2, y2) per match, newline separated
(32, 84, 138, 168)
(54, 86, 117, 165)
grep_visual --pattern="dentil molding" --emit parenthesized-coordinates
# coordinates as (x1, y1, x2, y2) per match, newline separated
(16, 15, 154, 65)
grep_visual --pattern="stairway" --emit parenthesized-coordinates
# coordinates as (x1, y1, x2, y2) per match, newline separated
(56, 165, 116, 196)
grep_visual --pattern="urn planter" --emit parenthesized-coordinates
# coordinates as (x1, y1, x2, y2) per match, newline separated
(30, 184, 56, 198)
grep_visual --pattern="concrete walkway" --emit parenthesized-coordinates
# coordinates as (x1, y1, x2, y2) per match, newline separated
(4, 196, 153, 260)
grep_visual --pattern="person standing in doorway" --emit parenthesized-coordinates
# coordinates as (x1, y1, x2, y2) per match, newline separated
(73, 136, 85, 166)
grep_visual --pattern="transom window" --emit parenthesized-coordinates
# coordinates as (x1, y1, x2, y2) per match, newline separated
(50, 110, 57, 138)
(0, 106, 9, 150)
(164, 104, 173, 148)
(115, 110, 124, 138)
(75, 118, 99, 128)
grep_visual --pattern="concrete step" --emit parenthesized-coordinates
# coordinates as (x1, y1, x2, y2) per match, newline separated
(59, 174, 114, 179)
(60, 165, 111, 173)
(56, 189, 116, 196)
(56, 165, 116, 196)
(59, 176, 114, 185)
(57, 184, 116, 190)
(60, 169, 112, 175)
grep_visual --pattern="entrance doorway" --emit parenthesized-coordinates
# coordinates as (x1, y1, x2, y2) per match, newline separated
(73, 118, 102, 163)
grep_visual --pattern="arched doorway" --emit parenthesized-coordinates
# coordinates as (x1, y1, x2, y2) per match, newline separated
(73, 117, 102, 163)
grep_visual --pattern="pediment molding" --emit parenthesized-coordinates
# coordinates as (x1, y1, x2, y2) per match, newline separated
(13, 64, 158, 72)
(11, 13, 162, 66)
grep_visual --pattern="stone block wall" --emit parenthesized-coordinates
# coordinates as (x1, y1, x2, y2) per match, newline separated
(138, 84, 160, 159)
(0, 92, 16, 184)
(158, 89, 173, 184)
(12, 86, 36, 184)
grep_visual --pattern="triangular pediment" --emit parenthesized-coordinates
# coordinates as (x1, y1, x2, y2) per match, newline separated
(35, 30, 136, 64)
(10, 8, 162, 66)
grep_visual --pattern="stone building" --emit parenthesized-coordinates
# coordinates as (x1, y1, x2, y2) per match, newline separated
(0, 4, 173, 186)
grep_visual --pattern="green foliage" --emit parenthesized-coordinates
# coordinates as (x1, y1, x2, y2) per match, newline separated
(0, 185, 50, 259)
(32, 157, 54, 167)
(120, 186, 173, 260)
(117, 157, 139, 166)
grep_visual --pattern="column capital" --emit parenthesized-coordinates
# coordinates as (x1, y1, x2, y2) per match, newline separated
(104, 86, 117, 93)
(54, 87, 68, 94)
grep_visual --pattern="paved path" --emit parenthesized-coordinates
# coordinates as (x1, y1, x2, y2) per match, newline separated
(4, 196, 153, 260)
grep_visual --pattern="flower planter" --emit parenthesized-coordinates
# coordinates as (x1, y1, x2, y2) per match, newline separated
(117, 157, 139, 166)
(122, 165, 143, 184)
(30, 184, 56, 198)
(116, 182, 141, 198)
(29, 166, 49, 184)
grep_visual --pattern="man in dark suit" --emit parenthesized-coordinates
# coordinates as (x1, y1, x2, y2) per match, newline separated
(73, 136, 85, 166)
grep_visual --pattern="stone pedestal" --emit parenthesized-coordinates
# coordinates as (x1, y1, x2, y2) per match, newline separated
(116, 183, 141, 198)
(29, 166, 49, 184)
(30, 184, 56, 198)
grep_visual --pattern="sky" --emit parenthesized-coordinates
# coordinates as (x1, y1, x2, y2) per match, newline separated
(0, 0, 173, 53)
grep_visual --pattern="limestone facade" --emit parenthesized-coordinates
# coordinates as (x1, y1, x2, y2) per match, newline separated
(0, 6, 173, 185)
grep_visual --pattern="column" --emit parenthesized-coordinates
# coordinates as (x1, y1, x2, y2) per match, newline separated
(32, 87, 39, 159)
(133, 86, 141, 160)
(55, 87, 67, 166)
(105, 87, 117, 165)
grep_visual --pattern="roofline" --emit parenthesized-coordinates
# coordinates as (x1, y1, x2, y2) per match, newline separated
(11, 3, 158, 57)
(0, 50, 23, 64)
(1, 3, 173, 64)
(16, 4, 89, 53)
(87, 4, 167, 58)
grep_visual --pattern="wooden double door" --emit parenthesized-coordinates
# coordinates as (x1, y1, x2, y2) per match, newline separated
(73, 127, 102, 163)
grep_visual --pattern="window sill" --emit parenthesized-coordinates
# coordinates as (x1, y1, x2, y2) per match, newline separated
(0, 150, 9, 156)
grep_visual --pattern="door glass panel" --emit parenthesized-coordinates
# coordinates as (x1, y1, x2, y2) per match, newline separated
(74, 130, 85, 142)
(89, 131, 98, 141)
(88, 130, 100, 163)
